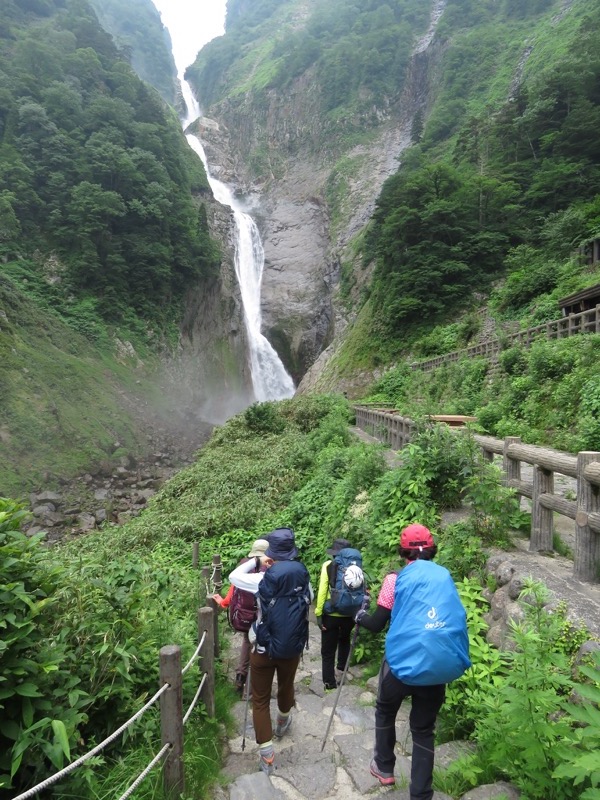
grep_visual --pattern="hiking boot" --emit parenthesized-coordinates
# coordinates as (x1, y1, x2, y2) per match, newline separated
(273, 713, 292, 739)
(234, 673, 245, 693)
(258, 745, 275, 776)
(335, 667, 344, 683)
(370, 758, 395, 786)
(324, 682, 338, 691)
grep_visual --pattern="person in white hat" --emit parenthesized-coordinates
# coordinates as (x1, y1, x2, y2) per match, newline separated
(212, 538, 269, 695)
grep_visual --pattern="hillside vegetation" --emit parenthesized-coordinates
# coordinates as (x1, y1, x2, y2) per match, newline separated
(88, 0, 177, 105)
(4, 397, 600, 799)
(362, 0, 600, 349)
(0, 0, 221, 493)
(188, 0, 600, 445)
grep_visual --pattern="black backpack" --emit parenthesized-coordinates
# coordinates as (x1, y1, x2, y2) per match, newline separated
(323, 547, 366, 617)
(255, 560, 311, 659)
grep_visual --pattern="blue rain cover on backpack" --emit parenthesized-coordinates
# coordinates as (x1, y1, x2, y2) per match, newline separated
(255, 560, 311, 659)
(323, 547, 365, 616)
(385, 560, 471, 686)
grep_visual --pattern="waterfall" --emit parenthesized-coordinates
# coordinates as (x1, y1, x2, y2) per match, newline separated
(179, 83, 295, 402)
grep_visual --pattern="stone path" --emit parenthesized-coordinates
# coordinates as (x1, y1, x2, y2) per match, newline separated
(216, 617, 479, 800)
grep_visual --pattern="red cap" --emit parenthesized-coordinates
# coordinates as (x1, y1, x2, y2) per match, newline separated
(400, 523, 435, 550)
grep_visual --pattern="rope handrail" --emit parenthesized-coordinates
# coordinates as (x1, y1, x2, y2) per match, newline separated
(182, 630, 207, 676)
(183, 672, 207, 725)
(11, 682, 170, 800)
(116, 742, 171, 800)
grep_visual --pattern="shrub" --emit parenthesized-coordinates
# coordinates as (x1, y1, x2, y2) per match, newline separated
(0, 499, 87, 792)
(244, 401, 286, 434)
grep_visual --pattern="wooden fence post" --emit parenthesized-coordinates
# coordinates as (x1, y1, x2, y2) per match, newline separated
(198, 607, 215, 717)
(159, 645, 184, 798)
(503, 436, 521, 487)
(192, 542, 199, 569)
(201, 565, 210, 604)
(210, 555, 222, 658)
(575, 452, 600, 582)
(531, 465, 554, 552)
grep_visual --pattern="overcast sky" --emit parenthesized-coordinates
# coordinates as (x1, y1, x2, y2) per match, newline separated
(151, 0, 227, 74)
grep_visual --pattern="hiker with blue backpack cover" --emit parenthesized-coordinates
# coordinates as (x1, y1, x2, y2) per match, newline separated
(354, 523, 470, 799)
(229, 527, 313, 776)
(316, 537, 366, 690)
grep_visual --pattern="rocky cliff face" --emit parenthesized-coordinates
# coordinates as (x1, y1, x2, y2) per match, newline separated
(174, 195, 254, 423)
(193, 2, 448, 387)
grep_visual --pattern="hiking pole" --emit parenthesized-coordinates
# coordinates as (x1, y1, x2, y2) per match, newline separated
(320, 623, 360, 751)
(241, 661, 251, 751)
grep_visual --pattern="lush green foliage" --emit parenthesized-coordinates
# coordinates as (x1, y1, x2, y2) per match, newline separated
(0, 0, 218, 330)
(0, 499, 81, 788)
(87, 0, 177, 104)
(4, 394, 598, 799)
(0, 272, 182, 498)
(0, 494, 219, 798)
(188, 0, 428, 138)
(554, 650, 600, 799)
(366, 0, 600, 335)
(363, 334, 600, 451)
(471, 581, 577, 799)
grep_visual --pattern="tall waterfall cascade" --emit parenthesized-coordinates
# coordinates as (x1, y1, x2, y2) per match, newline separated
(180, 82, 295, 402)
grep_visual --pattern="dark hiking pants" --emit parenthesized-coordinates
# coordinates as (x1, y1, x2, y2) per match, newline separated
(320, 614, 355, 686)
(374, 659, 445, 800)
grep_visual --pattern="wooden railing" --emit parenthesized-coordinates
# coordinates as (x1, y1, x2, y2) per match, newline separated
(354, 407, 600, 583)
(412, 304, 600, 372)
(13, 550, 223, 800)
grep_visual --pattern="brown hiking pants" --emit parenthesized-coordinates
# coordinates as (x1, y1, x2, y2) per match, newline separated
(250, 651, 300, 744)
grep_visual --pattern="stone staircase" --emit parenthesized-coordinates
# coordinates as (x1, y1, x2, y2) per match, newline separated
(215, 616, 518, 800)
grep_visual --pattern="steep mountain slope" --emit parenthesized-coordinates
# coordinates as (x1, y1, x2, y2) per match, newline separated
(0, 0, 252, 494)
(87, 0, 177, 105)
(187, 0, 600, 392)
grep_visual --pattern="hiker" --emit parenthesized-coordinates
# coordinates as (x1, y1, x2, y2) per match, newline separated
(229, 527, 312, 776)
(315, 537, 365, 690)
(355, 523, 470, 798)
(212, 538, 269, 696)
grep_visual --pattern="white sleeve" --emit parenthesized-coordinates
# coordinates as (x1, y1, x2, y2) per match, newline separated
(229, 559, 263, 593)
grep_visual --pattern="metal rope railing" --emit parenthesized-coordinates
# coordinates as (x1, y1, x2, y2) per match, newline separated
(115, 743, 171, 800)
(183, 673, 207, 725)
(11, 683, 170, 800)
(182, 630, 207, 675)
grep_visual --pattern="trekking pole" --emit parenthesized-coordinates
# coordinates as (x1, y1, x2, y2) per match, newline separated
(320, 623, 360, 751)
(241, 661, 251, 751)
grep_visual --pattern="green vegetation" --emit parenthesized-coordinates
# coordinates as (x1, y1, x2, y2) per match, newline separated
(0, 495, 229, 799)
(87, 0, 177, 104)
(187, 0, 428, 147)
(362, 334, 600, 452)
(5, 395, 599, 798)
(0, 272, 180, 497)
(0, 0, 218, 332)
(0, 0, 226, 493)
(364, 0, 600, 342)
